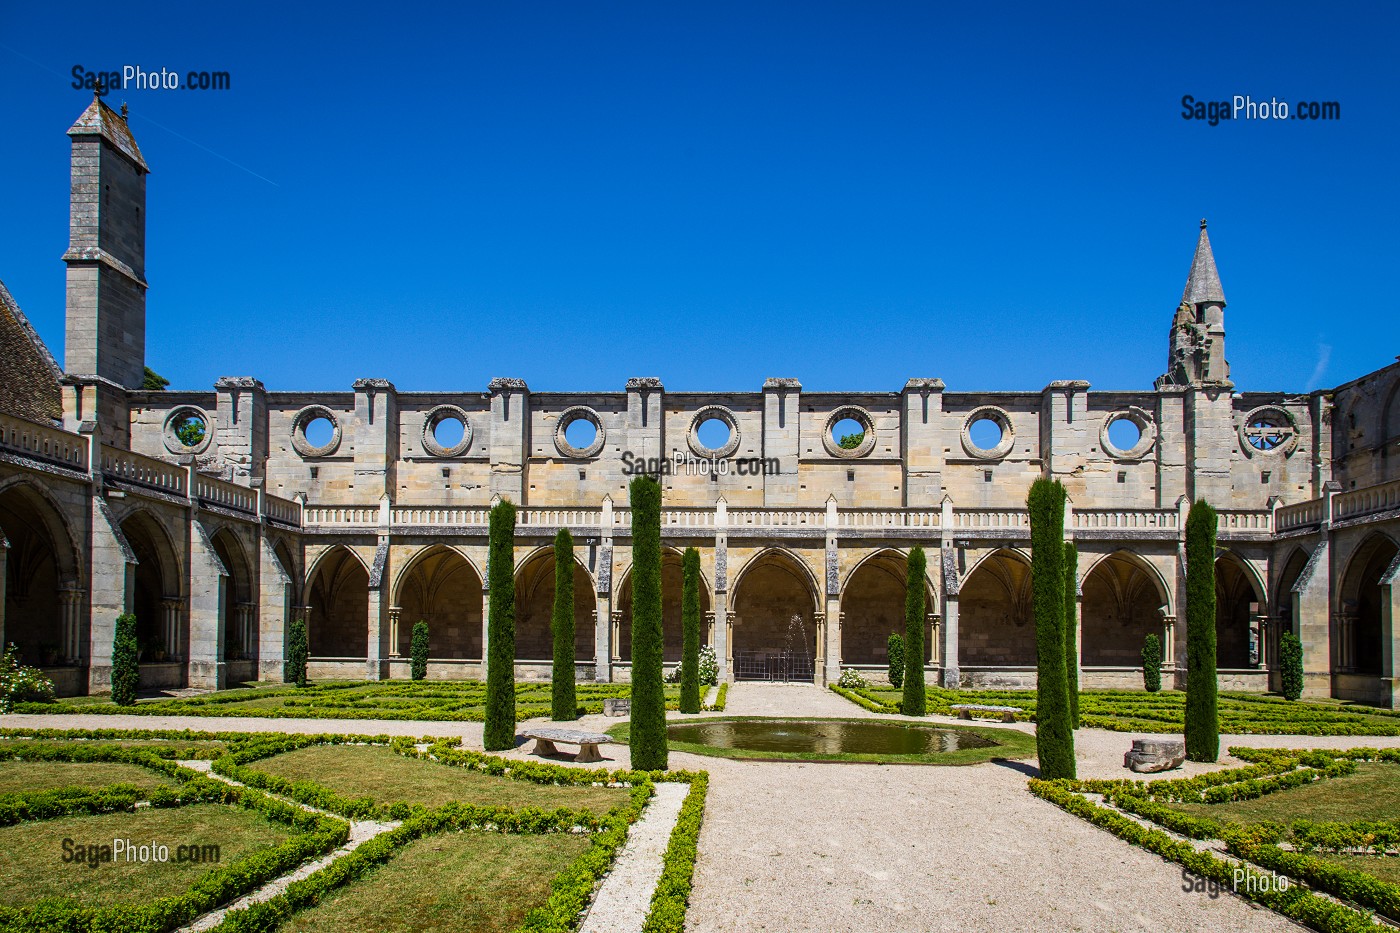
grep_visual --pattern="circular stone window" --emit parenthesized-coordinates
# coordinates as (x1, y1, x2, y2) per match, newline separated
(554, 406, 605, 458)
(162, 406, 213, 455)
(821, 406, 876, 458)
(687, 406, 741, 459)
(960, 406, 1015, 460)
(291, 406, 342, 458)
(421, 405, 473, 458)
(1238, 406, 1299, 457)
(1100, 407, 1157, 460)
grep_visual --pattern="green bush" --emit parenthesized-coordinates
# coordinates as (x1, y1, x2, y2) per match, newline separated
(1185, 498, 1219, 762)
(551, 528, 577, 721)
(484, 499, 518, 751)
(286, 618, 308, 688)
(1064, 541, 1079, 728)
(679, 547, 702, 714)
(837, 669, 868, 689)
(886, 633, 904, 689)
(1028, 478, 1074, 779)
(1280, 631, 1304, 701)
(629, 475, 668, 771)
(111, 612, 140, 706)
(902, 547, 927, 716)
(1142, 633, 1163, 693)
(0, 644, 55, 712)
(410, 621, 429, 681)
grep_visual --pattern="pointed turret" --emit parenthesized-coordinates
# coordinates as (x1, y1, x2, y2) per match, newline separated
(1156, 220, 1232, 389)
(1182, 219, 1225, 306)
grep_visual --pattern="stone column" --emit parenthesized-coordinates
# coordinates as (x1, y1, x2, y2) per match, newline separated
(610, 611, 623, 662)
(823, 498, 840, 685)
(813, 611, 827, 685)
(941, 596, 960, 687)
(188, 519, 228, 690)
(0, 532, 7, 650)
(365, 540, 390, 680)
(1381, 563, 1399, 708)
(388, 607, 402, 657)
(60, 588, 85, 663)
(257, 537, 292, 681)
(1253, 613, 1270, 670)
(927, 612, 940, 666)
(1338, 610, 1356, 672)
(1162, 615, 1177, 670)
(237, 603, 256, 657)
(89, 498, 136, 694)
(725, 611, 736, 681)
(160, 598, 182, 660)
(713, 500, 730, 682)
(594, 504, 613, 682)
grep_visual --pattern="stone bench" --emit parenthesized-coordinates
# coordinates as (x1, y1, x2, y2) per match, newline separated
(521, 727, 617, 764)
(950, 704, 1021, 723)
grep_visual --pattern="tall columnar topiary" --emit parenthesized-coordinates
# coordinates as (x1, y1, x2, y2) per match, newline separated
(901, 547, 927, 716)
(483, 499, 518, 751)
(410, 621, 430, 681)
(1142, 633, 1163, 692)
(1185, 498, 1219, 762)
(629, 475, 668, 770)
(551, 528, 577, 721)
(1063, 541, 1080, 728)
(110, 613, 140, 706)
(286, 618, 308, 688)
(679, 547, 702, 714)
(886, 633, 905, 689)
(1028, 478, 1075, 779)
(1280, 631, 1305, 701)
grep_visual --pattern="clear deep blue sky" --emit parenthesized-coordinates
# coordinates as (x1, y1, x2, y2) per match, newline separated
(1, 2, 1396, 393)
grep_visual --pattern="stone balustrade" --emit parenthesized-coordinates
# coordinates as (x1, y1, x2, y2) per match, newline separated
(1335, 478, 1400, 522)
(261, 492, 302, 526)
(100, 444, 188, 496)
(1073, 508, 1178, 530)
(193, 472, 258, 514)
(0, 412, 88, 470)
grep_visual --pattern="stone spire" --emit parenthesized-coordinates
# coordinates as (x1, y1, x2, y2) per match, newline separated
(1181, 219, 1225, 306)
(1156, 220, 1232, 389)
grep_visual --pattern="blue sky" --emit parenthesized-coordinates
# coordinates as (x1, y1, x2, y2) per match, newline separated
(1, 2, 1395, 393)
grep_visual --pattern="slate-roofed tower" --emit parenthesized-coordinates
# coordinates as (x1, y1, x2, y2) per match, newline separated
(1158, 219, 1232, 389)
(63, 91, 149, 389)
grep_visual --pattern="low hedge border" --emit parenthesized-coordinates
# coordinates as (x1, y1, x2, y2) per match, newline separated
(1228, 840, 1400, 922)
(830, 684, 892, 714)
(703, 683, 728, 712)
(640, 773, 709, 933)
(1029, 778, 1380, 931)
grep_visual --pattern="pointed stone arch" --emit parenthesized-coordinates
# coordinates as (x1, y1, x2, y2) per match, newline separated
(616, 546, 712, 664)
(958, 548, 1035, 667)
(1337, 533, 1399, 677)
(209, 526, 256, 666)
(117, 508, 184, 665)
(0, 479, 81, 667)
(839, 548, 936, 668)
(513, 545, 596, 663)
(394, 544, 484, 660)
(1081, 550, 1168, 667)
(730, 548, 821, 681)
(306, 545, 369, 658)
(1216, 550, 1265, 669)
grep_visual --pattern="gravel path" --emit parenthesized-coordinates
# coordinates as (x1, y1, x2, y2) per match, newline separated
(579, 782, 688, 933)
(10, 687, 1400, 932)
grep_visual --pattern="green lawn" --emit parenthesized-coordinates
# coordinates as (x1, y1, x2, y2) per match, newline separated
(249, 744, 629, 812)
(282, 830, 590, 933)
(0, 803, 292, 907)
(1317, 853, 1400, 885)
(839, 684, 1400, 736)
(1165, 763, 1400, 825)
(28, 680, 680, 722)
(0, 760, 178, 795)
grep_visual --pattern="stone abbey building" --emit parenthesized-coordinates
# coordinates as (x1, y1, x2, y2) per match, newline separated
(2, 97, 1398, 705)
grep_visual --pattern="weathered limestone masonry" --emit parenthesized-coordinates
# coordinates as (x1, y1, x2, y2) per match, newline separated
(1, 98, 1397, 707)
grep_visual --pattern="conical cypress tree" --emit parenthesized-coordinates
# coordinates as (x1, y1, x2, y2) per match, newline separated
(1185, 498, 1219, 762)
(110, 613, 140, 706)
(551, 528, 577, 721)
(1063, 541, 1080, 728)
(1280, 631, 1304, 701)
(483, 499, 517, 751)
(1028, 478, 1074, 779)
(901, 546, 927, 716)
(628, 475, 668, 770)
(410, 621, 429, 681)
(285, 618, 308, 688)
(679, 547, 702, 714)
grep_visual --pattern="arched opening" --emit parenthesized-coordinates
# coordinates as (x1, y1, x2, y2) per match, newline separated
(396, 547, 483, 659)
(0, 483, 71, 667)
(616, 549, 711, 664)
(841, 550, 934, 667)
(514, 549, 595, 663)
(119, 511, 182, 666)
(307, 548, 369, 657)
(1217, 554, 1264, 669)
(731, 550, 818, 681)
(1081, 551, 1167, 667)
(1339, 535, 1399, 676)
(210, 528, 256, 667)
(1272, 548, 1310, 668)
(958, 549, 1035, 667)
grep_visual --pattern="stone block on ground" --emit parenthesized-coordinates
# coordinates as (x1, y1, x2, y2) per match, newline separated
(1124, 738, 1185, 773)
